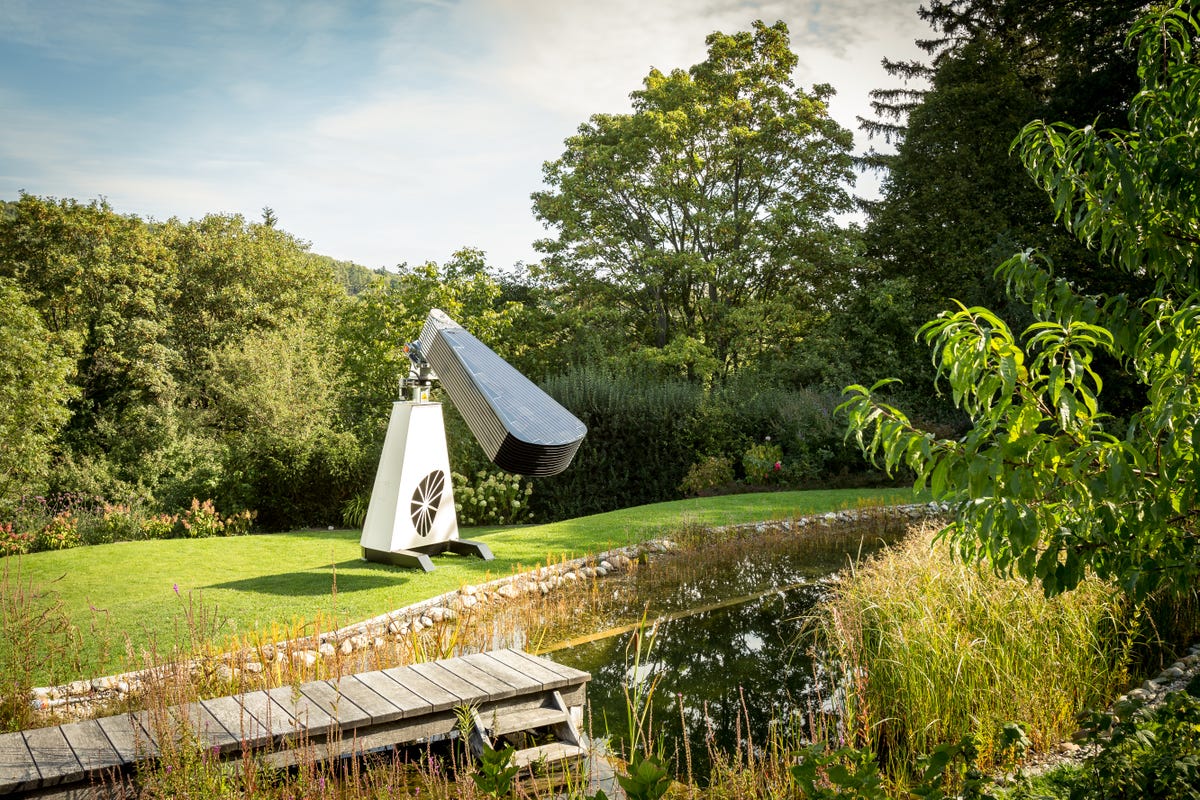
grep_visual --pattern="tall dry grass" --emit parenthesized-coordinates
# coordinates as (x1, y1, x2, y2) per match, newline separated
(816, 521, 1132, 774)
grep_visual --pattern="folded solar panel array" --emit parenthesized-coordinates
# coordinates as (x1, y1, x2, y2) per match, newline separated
(420, 309, 587, 477)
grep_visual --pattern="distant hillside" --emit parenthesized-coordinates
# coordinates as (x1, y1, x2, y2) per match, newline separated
(304, 253, 401, 295)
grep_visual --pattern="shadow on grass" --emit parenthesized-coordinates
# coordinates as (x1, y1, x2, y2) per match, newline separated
(208, 560, 415, 596)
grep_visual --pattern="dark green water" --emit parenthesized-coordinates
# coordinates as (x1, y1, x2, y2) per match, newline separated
(543, 520, 906, 781)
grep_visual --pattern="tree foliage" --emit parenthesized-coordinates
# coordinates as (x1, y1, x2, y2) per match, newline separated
(0, 195, 179, 484)
(0, 278, 75, 499)
(841, 3, 1200, 598)
(533, 20, 857, 380)
(849, 0, 1148, 405)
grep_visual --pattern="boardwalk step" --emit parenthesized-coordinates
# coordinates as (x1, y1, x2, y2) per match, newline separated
(512, 741, 587, 770)
(489, 706, 567, 736)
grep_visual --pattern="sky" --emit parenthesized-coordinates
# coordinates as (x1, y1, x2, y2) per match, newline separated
(0, 0, 929, 272)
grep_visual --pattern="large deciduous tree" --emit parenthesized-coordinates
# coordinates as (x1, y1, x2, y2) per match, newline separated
(842, 4, 1200, 599)
(532, 20, 857, 380)
(0, 195, 179, 486)
(0, 278, 75, 501)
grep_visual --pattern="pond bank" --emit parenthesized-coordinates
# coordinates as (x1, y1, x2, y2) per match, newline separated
(30, 502, 946, 719)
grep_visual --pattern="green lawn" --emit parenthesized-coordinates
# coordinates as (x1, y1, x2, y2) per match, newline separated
(11, 488, 918, 683)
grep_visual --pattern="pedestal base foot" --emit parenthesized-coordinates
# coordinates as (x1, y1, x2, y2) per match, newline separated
(362, 538, 493, 571)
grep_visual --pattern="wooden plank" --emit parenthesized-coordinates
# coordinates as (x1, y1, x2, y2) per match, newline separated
(201, 695, 272, 750)
(267, 686, 338, 739)
(326, 675, 406, 725)
(298, 680, 372, 731)
(336, 712, 459, 757)
(0, 731, 40, 793)
(510, 649, 589, 683)
(513, 741, 586, 769)
(485, 649, 571, 690)
(353, 671, 429, 716)
(167, 702, 240, 755)
(408, 661, 490, 705)
(237, 690, 298, 741)
(261, 710, 460, 769)
(378, 665, 461, 712)
(491, 706, 566, 736)
(459, 652, 544, 693)
(438, 658, 520, 700)
(96, 713, 155, 764)
(58, 719, 121, 775)
(23, 725, 83, 787)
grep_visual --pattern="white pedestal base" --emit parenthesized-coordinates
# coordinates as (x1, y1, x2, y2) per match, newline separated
(360, 401, 492, 571)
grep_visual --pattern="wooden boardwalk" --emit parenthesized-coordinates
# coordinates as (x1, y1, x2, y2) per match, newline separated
(0, 648, 590, 797)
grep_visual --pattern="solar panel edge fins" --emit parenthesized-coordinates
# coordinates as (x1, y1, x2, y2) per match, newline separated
(419, 309, 586, 477)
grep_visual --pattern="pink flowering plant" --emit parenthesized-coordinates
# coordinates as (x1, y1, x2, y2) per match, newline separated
(180, 499, 225, 538)
(0, 523, 33, 557)
(35, 511, 82, 551)
(140, 513, 179, 540)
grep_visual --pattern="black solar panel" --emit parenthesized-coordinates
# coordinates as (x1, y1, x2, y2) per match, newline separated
(420, 310, 587, 476)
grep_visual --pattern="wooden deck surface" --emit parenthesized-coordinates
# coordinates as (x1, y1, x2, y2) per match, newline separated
(0, 648, 589, 796)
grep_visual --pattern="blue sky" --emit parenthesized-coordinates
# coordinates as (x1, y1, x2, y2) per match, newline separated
(0, 0, 926, 271)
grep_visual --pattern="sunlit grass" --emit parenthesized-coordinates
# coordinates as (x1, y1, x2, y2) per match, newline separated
(12, 487, 918, 684)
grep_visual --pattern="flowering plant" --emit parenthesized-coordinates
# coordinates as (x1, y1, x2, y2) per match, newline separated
(743, 440, 785, 485)
(0, 522, 33, 557)
(35, 512, 82, 551)
(452, 471, 534, 526)
(181, 499, 224, 538)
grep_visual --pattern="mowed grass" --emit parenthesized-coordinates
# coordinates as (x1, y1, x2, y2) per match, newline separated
(13, 488, 918, 683)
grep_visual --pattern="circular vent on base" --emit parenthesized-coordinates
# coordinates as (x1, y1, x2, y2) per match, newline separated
(410, 470, 446, 537)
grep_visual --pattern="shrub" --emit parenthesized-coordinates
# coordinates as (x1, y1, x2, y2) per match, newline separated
(80, 502, 141, 545)
(1061, 687, 1200, 800)
(180, 499, 224, 538)
(679, 455, 736, 497)
(535, 366, 706, 520)
(0, 523, 32, 557)
(341, 490, 370, 529)
(222, 509, 256, 537)
(453, 471, 534, 526)
(742, 439, 785, 485)
(35, 512, 81, 551)
(141, 514, 178, 540)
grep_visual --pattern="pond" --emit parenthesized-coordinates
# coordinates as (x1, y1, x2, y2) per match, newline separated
(485, 514, 910, 781)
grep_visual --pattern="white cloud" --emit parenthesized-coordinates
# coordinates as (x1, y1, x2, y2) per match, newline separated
(0, 0, 931, 270)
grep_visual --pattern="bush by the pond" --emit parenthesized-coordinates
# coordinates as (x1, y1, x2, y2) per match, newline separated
(817, 522, 1131, 775)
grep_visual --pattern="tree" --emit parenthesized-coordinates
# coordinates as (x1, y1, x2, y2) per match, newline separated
(864, 0, 1146, 301)
(0, 195, 180, 491)
(335, 248, 531, 489)
(163, 213, 343, 379)
(533, 20, 857, 380)
(0, 278, 75, 501)
(201, 318, 359, 527)
(841, 3, 1200, 599)
(849, 1, 1148, 404)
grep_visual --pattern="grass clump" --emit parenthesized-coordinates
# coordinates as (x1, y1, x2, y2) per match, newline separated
(817, 521, 1131, 775)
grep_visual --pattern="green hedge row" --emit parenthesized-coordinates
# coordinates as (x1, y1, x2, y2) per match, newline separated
(528, 367, 881, 521)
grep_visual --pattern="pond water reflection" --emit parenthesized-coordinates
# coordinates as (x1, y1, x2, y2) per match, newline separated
(539, 518, 909, 781)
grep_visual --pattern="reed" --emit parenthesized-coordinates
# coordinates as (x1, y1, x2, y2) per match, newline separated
(815, 521, 1132, 775)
